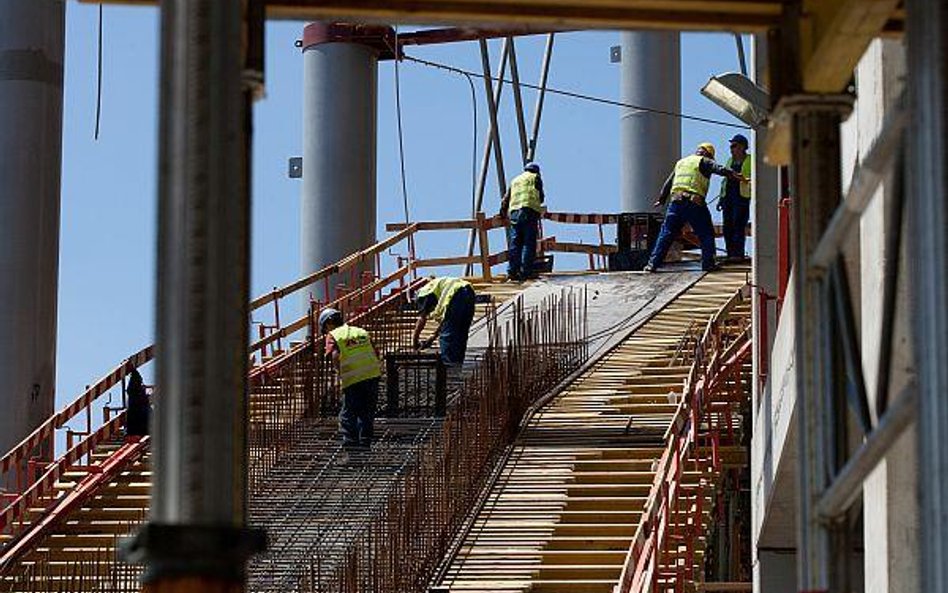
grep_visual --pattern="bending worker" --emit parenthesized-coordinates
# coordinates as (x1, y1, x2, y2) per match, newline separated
(716, 134, 753, 261)
(500, 162, 545, 281)
(644, 142, 748, 273)
(413, 276, 477, 365)
(320, 308, 381, 450)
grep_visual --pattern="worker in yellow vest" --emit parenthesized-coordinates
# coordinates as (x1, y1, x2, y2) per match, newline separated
(716, 134, 753, 260)
(500, 162, 545, 281)
(644, 142, 748, 273)
(320, 308, 381, 450)
(412, 277, 477, 365)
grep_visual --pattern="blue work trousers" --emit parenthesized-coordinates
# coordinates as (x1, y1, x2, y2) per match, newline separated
(340, 377, 379, 447)
(506, 208, 540, 279)
(721, 196, 750, 258)
(648, 198, 717, 270)
(439, 285, 476, 364)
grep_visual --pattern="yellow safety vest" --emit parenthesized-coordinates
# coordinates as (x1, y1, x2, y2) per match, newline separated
(721, 155, 753, 199)
(671, 155, 710, 198)
(329, 324, 381, 389)
(417, 277, 472, 321)
(508, 171, 542, 214)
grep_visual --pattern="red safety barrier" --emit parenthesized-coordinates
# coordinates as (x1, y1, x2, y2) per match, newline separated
(614, 286, 752, 593)
(777, 198, 792, 311)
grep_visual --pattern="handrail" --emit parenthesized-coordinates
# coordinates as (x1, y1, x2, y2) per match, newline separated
(0, 345, 152, 483)
(615, 285, 751, 593)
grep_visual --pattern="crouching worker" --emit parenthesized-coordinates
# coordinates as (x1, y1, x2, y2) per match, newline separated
(413, 276, 477, 366)
(320, 308, 381, 450)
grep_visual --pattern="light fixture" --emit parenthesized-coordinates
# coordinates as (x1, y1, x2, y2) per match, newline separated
(700, 72, 771, 128)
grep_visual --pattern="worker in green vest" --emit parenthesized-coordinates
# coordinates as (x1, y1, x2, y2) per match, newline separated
(716, 134, 753, 260)
(644, 142, 748, 273)
(320, 308, 381, 450)
(412, 276, 477, 365)
(500, 162, 545, 281)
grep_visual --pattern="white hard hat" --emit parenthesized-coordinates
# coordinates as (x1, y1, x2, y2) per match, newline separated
(318, 308, 342, 332)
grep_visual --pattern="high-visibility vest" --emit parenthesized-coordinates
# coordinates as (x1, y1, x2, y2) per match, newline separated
(721, 155, 753, 199)
(671, 155, 710, 198)
(329, 324, 381, 389)
(417, 277, 472, 321)
(508, 171, 542, 214)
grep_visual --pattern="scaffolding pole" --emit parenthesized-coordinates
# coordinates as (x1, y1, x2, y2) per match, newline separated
(125, 0, 265, 590)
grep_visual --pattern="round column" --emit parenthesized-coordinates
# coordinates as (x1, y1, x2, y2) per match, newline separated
(0, 0, 65, 462)
(619, 31, 681, 212)
(301, 23, 393, 304)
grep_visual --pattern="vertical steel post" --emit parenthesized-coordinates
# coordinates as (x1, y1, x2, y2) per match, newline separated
(0, 0, 65, 466)
(907, 0, 948, 590)
(507, 38, 530, 165)
(125, 0, 264, 590)
(479, 38, 508, 201)
(526, 34, 555, 164)
(787, 94, 853, 593)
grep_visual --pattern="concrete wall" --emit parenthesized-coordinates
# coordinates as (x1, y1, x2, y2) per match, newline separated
(853, 39, 917, 593)
(752, 37, 915, 593)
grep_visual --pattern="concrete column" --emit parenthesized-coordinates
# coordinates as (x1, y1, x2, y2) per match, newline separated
(301, 24, 389, 303)
(855, 39, 917, 593)
(906, 0, 948, 589)
(619, 31, 680, 212)
(0, 0, 65, 462)
(789, 95, 853, 592)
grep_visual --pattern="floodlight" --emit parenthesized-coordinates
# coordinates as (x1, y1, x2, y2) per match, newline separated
(700, 72, 771, 128)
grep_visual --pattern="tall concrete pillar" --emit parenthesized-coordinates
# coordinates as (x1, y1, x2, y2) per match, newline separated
(619, 31, 680, 212)
(0, 0, 65, 462)
(301, 24, 393, 303)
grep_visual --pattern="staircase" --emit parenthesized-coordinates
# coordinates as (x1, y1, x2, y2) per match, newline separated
(436, 269, 751, 593)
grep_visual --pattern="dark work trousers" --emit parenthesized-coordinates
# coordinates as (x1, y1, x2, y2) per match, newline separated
(648, 198, 717, 270)
(340, 377, 379, 447)
(439, 285, 476, 365)
(506, 207, 540, 280)
(721, 196, 751, 258)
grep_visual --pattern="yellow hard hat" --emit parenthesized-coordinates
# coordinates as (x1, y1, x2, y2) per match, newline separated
(697, 142, 716, 159)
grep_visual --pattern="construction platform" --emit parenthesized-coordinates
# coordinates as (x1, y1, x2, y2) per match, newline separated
(0, 262, 752, 593)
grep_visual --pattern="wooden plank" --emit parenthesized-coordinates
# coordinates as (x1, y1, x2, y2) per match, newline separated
(801, 0, 902, 92)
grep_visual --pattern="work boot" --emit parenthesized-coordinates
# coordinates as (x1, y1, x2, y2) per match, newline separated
(703, 263, 722, 272)
(643, 264, 655, 274)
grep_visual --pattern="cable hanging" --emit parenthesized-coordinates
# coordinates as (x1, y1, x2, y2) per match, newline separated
(403, 54, 751, 130)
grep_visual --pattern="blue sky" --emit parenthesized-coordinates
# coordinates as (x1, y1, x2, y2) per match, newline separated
(56, 2, 749, 407)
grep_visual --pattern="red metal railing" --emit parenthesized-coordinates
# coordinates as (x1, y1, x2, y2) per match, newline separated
(777, 198, 792, 311)
(614, 285, 752, 593)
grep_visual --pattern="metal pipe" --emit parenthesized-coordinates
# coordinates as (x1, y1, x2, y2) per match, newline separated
(0, 0, 65, 466)
(127, 0, 263, 587)
(526, 33, 555, 163)
(734, 34, 748, 76)
(507, 38, 529, 164)
(479, 38, 508, 200)
(907, 0, 948, 588)
(816, 385, 918, 520)
(809, 105, 907, 273)
(465, 39, 510, 275)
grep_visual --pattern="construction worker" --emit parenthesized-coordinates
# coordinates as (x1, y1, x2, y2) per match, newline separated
(413, 276, 477, 365)
(716, 134, 753, 260)
(320, 308, 381, 450)
(644, 142, 748, 273)
(500, 162, 545, 281)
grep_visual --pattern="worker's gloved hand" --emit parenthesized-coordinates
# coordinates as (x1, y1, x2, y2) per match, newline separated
(652, 198, 663, 209)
